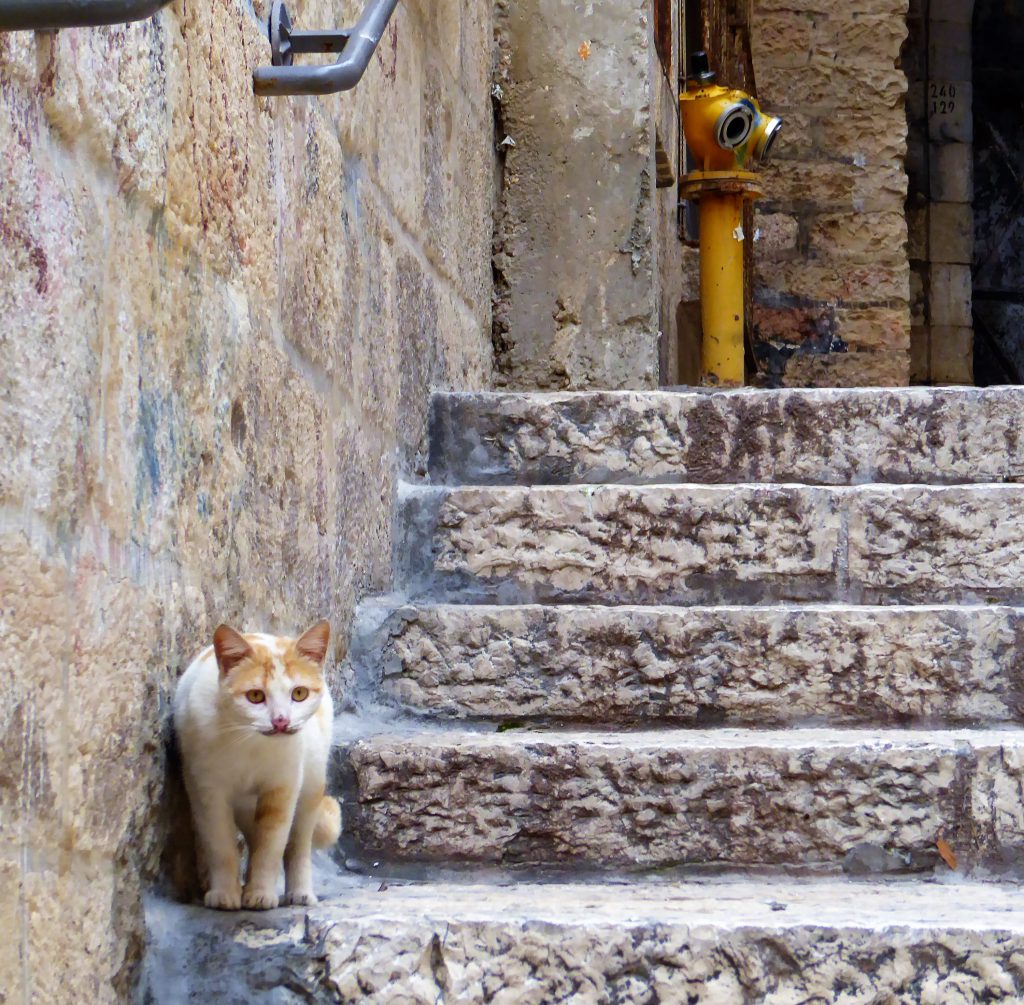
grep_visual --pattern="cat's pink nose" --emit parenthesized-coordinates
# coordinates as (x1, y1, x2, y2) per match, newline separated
(271, 715, 291, 733)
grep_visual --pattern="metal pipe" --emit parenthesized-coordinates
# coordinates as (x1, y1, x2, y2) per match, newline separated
(0, 0, 171, 31)
(699, 193, 746, 386)
(253, 0, 399, 97)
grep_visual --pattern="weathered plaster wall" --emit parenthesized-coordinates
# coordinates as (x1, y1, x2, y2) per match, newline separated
(491, 0, 667, 390)
(0, 1, 492, 999)
(750, 0, 912, 386)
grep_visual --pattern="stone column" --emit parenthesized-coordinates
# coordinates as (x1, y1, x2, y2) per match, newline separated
(906, 0, 974, 383)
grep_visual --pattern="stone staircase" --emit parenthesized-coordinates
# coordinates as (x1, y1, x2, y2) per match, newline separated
(144, 387, 1024, 1004)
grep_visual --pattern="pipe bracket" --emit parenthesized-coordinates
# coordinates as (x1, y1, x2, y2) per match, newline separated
(255, 0, 398, 97)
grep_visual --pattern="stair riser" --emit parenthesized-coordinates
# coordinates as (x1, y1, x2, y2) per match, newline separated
(148, 905, 1024, 1004)
(398, 484, 1024, 605)
(345, 735, 1024, 871)
(431, 388, 1024, 486)
(374, 605, 1024, 725)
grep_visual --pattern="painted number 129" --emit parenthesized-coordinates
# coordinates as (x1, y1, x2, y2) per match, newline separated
(930, 82, 957, 115)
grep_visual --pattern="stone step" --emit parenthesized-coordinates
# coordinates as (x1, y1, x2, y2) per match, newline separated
(343, 727, 1024, 872)
(143, 876, 1024, 1003)
(369, 603, 1024, 726)
(429, 387, 1024, 487)
(398, 483, 1024, 605)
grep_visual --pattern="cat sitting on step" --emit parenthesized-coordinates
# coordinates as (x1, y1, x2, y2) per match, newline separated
(173, 621, 341, 910)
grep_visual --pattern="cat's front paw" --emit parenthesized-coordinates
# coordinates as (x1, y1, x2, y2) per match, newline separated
(242, 886, 279, 911)
(205, 887, 242, 911)
(284, 889, 318, 907)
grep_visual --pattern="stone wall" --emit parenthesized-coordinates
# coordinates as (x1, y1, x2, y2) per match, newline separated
(492, 0, 679, 390)
(749, 0, 912, 386)
(0, 0, 493, 999)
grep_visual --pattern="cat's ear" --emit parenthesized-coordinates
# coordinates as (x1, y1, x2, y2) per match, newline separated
(295, 620, 331, 666)
(212, 625, 253, 676)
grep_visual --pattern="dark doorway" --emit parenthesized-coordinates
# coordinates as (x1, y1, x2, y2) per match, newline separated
(973, 0, 1024, 384)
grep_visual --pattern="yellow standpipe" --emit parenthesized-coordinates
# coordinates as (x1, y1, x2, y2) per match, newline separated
(698, 191, 746, 385)
(679, 52, 782, 387)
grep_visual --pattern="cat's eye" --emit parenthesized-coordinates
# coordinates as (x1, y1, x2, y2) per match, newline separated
(246, 689, 266, 704)
(291, 686, 309, 702)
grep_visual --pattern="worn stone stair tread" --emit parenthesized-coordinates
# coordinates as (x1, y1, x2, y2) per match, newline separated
(350, 723, 1024, 752)
(399, 482, 1024, 605)
(345, 726, 1024, 870)
(143, 875, 1024, 1003)
(430, 386, 1024, 486)
(371, 602, 1024, 724)
(148, 872, 1024, 932)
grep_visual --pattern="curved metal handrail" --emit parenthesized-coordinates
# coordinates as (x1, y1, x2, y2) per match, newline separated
(253, 0, 399, 97)
(0, 0, 171, 31)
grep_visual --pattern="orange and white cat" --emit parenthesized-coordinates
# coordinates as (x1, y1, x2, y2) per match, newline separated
(173, 621, 341, 910)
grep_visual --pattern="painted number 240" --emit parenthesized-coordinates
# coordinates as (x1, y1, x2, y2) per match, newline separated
(930, 82, 957, 115)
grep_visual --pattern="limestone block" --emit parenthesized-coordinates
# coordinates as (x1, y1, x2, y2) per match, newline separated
(144, 878, 1024, 1005)
(772, 110, 815, 157)
(757, 0, 906, 15)
(903, 18, 928, 82)
(24, 861, 128, 1005)
(930, 0, 975, 22)
(407, 483, 1024, 606)
(808, 211, 908, 261)
(758, 63, 905, 112)
(906, 81, 928, 123)
(756, 258, 909, 303)
(930, 326, 975, 385)
(848, 486, 1024, 603)
(779, 350, 910, 387)
(401, 484, 841, 604)
(910, 326, 929, 382)
(972, 744, 1024, 855)
(754, 212, 800, 255)
(930, 263, 973, 326)
(0, 531, 72, 853)
(852, 162, 910, 207)
(928, 80, 972, 143)
(402, 0, 486, 102)
(760, 159, 906, 214)
(911, 268, 928, 326)
(815, 13, 909, 67)
(375, 603, 1024, 725)
(0, 857, 23, 1004)
(752, 303, 829, 345)
(346, 729, 982, 868)
(929, 20, 973, 80)
(429, 388, 1024, 486)
(760, 160, 854, 208)
(833, 307, 912, 351)
(907, 206, 928, 261)
(929, 203, 974, 264)
(930, 142, 974, 203)
(755, 12, 814, 68)
(819, 105, 909, 164)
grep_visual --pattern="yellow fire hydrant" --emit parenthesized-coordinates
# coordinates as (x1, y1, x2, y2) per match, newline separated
(680, 51, 782, 387)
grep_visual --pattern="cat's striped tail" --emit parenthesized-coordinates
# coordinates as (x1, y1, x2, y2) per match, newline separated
(312, 795, 342, 848)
